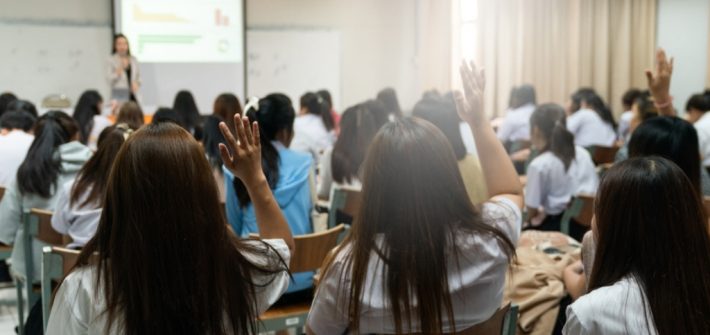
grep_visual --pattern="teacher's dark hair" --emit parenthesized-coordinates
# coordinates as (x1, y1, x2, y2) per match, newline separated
(112, 33, 130, 55)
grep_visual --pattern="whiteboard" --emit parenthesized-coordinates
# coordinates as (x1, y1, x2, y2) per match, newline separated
(246, 29, 341, 111)
(0, 23, 112, 109)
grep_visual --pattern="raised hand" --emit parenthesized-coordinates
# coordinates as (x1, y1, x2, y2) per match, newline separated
(218, 114, 264, 184)
(454, 60, 486, 125)
(645, 48, 674, 111)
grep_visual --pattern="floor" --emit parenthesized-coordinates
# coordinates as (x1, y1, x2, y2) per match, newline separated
(0, 286, 18, 335)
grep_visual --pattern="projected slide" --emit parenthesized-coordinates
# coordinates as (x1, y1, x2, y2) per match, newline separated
(119, 0, 243, 63)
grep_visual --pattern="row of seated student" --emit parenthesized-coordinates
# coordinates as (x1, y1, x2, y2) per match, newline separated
(0, 51, 709, 335)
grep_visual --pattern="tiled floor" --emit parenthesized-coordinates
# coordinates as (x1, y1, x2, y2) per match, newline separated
(0, 286, 18, 335)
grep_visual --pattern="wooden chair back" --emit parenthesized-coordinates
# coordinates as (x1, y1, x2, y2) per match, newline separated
(328, 188, 361, 229)
(589, 145, 620, 165)
(41, 247, 86, 331)
(0, 186, 5, 202)
(560, 195, 595, 236)
(30, 209, 63, 245)
(290, 224, 346, 273)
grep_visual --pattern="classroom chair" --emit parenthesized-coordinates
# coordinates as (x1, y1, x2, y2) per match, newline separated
(587, 145, 620, 166)
(256, 224, 347, 333)
(15, 209, 62, 334)
(40, 246, 81, 331)
(560, 195, 595, 237)
(327, 188, 361, 229)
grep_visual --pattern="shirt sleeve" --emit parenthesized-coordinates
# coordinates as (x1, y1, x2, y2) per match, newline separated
(566, 113, 582, 136)
(306, 257, 350, 335)
(241, 239, 291, 314)
(223, 169, 244, 236)
(496, 114, 514, 142)
(46, 272, 90, 335)
(524, 161, 545, 210)
(51, 183, 73, 235)
(0, 180, 23, 245)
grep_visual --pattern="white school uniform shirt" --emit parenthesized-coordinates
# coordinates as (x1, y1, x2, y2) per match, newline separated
(46, 238, 291, 335)
(564, 276, 657, 335)
(307, 198, 522, 334)
(566, 109, 617, 147)
(0, 130, 33, 187)
(525, 146, 599, 215)
(291, 114, 336, 163)
(497, 103, 536, 143)
(694, 112, 710, 167)
(617, 111, 634, 140)
(51, 180, 102, 249)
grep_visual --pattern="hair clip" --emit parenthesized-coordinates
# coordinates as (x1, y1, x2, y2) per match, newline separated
(115, 122, 134, 140)
(245, 96, 260, 113)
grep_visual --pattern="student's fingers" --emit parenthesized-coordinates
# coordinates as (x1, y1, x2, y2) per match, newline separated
(219, 122, 239, 154)
(218, 143, 233, 167)
(644, 70, 654, 85)
(252, 121, 261, 149)
(453, 90, 469, 119)
(234, 114, 249, 150)
(459, 63, 476, 101)
(241, 116, 254, 147)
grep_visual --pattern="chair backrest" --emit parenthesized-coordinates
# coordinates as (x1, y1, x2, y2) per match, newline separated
(41, 246, 87, 332)
(328, 188, 361, 229)
(29, 208, 63, 245)
(290, 224, 346, 273)
(0, 186, 5, 202)
(589, 145, 620, 166)
(560, 194, 595, 236)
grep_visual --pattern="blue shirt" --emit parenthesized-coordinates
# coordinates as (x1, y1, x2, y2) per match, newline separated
(224, 142, 314, 292)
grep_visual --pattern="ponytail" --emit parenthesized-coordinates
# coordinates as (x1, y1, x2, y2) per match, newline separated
(17, 111, 79, 197)
(233, 94, 295, 208)
(531, 104, 576, 171)
(300, 92, 334, 131)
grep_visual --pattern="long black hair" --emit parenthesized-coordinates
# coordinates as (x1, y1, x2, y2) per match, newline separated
(571, 89, 617, 129)
(530, 103, 576, 170)
(172, 90, 202, 136)
(17, 111, 79, 197)
(376, 87, 403, 117)
(73, 90, 103, 144)
(201, 115, 226, 169)
(332, 103, 385, 184)
(233, 94, 295, 207)
(300, 92, 334, 131)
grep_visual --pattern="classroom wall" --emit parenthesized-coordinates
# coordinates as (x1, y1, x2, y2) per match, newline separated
(657, 0, 710, 113)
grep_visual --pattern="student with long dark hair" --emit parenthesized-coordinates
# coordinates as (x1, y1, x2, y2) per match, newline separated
(566, 89, 617, 147)
(413, 93, 488, 204)
(202, 115, 227, 201)
(376, 87, 403, 117)
(173, 90, 203, 138)
(46, 119, 294, 334)
(291, 92, 336, 162)
(51, 124, 132, 248)
(563, 157, 710, 334)
(225, 93, 314, 295)
(73, 90, 109, 146)
(317, 89, 340, 131)
(0, 111, 91, 282)
(115, 101, 144, 130)
(0, 111, 36, 187)
(307, 62, 523, 334)
(497, 84, 537, 144)
(525, 104, 598, 241)
(213, 93, 242, 132)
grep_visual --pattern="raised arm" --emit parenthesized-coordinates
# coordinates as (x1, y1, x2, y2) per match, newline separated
(454, 61, 523, 208)
(645, 48, 675, 116)
(219, 114, 295, 254)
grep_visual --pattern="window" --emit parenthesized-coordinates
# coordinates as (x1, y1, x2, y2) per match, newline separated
(452, 0, 479, 87)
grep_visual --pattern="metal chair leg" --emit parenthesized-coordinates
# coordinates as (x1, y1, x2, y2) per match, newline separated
(15, 278, 24, 335)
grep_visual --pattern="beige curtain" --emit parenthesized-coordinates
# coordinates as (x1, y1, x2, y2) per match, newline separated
(417, 0, 453, 94)
(475, 0, 656, 118)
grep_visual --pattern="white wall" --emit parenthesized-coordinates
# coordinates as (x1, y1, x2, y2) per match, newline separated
(657, 0, 710, 112)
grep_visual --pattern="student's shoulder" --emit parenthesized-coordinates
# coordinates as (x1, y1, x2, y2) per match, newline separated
(528, 151, 556, 169)
(281, 148, 313, 167)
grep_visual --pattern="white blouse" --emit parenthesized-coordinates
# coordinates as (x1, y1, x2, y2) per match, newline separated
(51, 180, 102, 249)
(525, 146, 599, 215)
(497, 103, 536, 143)
(566, 109, 616, 147)
(564, 276, 657, 334)
(46, 239, 291, 335)
(307, 198, 522, 334)
(291, 114, 336, 163)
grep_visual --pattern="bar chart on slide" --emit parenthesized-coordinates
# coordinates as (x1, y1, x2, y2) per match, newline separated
(119, 0, 243, 63)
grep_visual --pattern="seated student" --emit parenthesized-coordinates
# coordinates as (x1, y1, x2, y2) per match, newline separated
(5, 99, 38, 118)
(614, 92, 658, 162)
(202, 115, 227, 202)
(525, 104, 598, 241)
(46, 120, 295, 334)
(73, 90, 110, 148)
(224, 93, 314, 295)
(318, 103, 385, 201)
(307, 62, 523, 334)
(412, 93, 488, 204)
(685, 90, 710, 171)
(152, 107, 185, 128)
(317, 89, 340, 132)
(566, 89, 617, 147)
(173, 90, 203, 139)
(51, 124, 131, 248)
(376, 87, 404, 119)
(290, 92, 336, 162)
(617, 88, 643, 141)
(0, 111, 92, 282)
(0, 92, 18, 117)
(563, 157, 710, 335)
(497, 84, 537, 145)
(115, 101, 144, 130)
(0, 111, 35, 187)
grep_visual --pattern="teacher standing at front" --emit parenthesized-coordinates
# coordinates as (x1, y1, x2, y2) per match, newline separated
(108, 34, 141, 103)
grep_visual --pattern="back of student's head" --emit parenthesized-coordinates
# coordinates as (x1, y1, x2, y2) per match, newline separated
(331, 103, 385, 184)
(201, 115, 226, 169)
(6, 99, 38, 118)
(70, 124, 131, 208)
(0, 111, 36, 132)
(363, 99, 391, 126)
(0, 92, 18, 117)
(172, 90, 200, 130)
(339, 117, 514, 333)
(152, 107, 185, 128)
(510, 84, 536, 109)
(316, 89, 333, 109)
(530, 103, 576, 170)
(213, 93, 242, 131)
(300, 91, 334, 131)
(73, 90, 103, 144)
(376, 87, 402, 117)
(621, 88, 643, 111)
(590, 156, 710, 335)
(686, 92, 710, 114)
(233, 93, 296, 207)
(628, 116, 701, 196)
(412, 93, 467, 160)
(76, 122, 284, 334)
(116, 101, 144, 130)
(16, 111, 79, 197)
